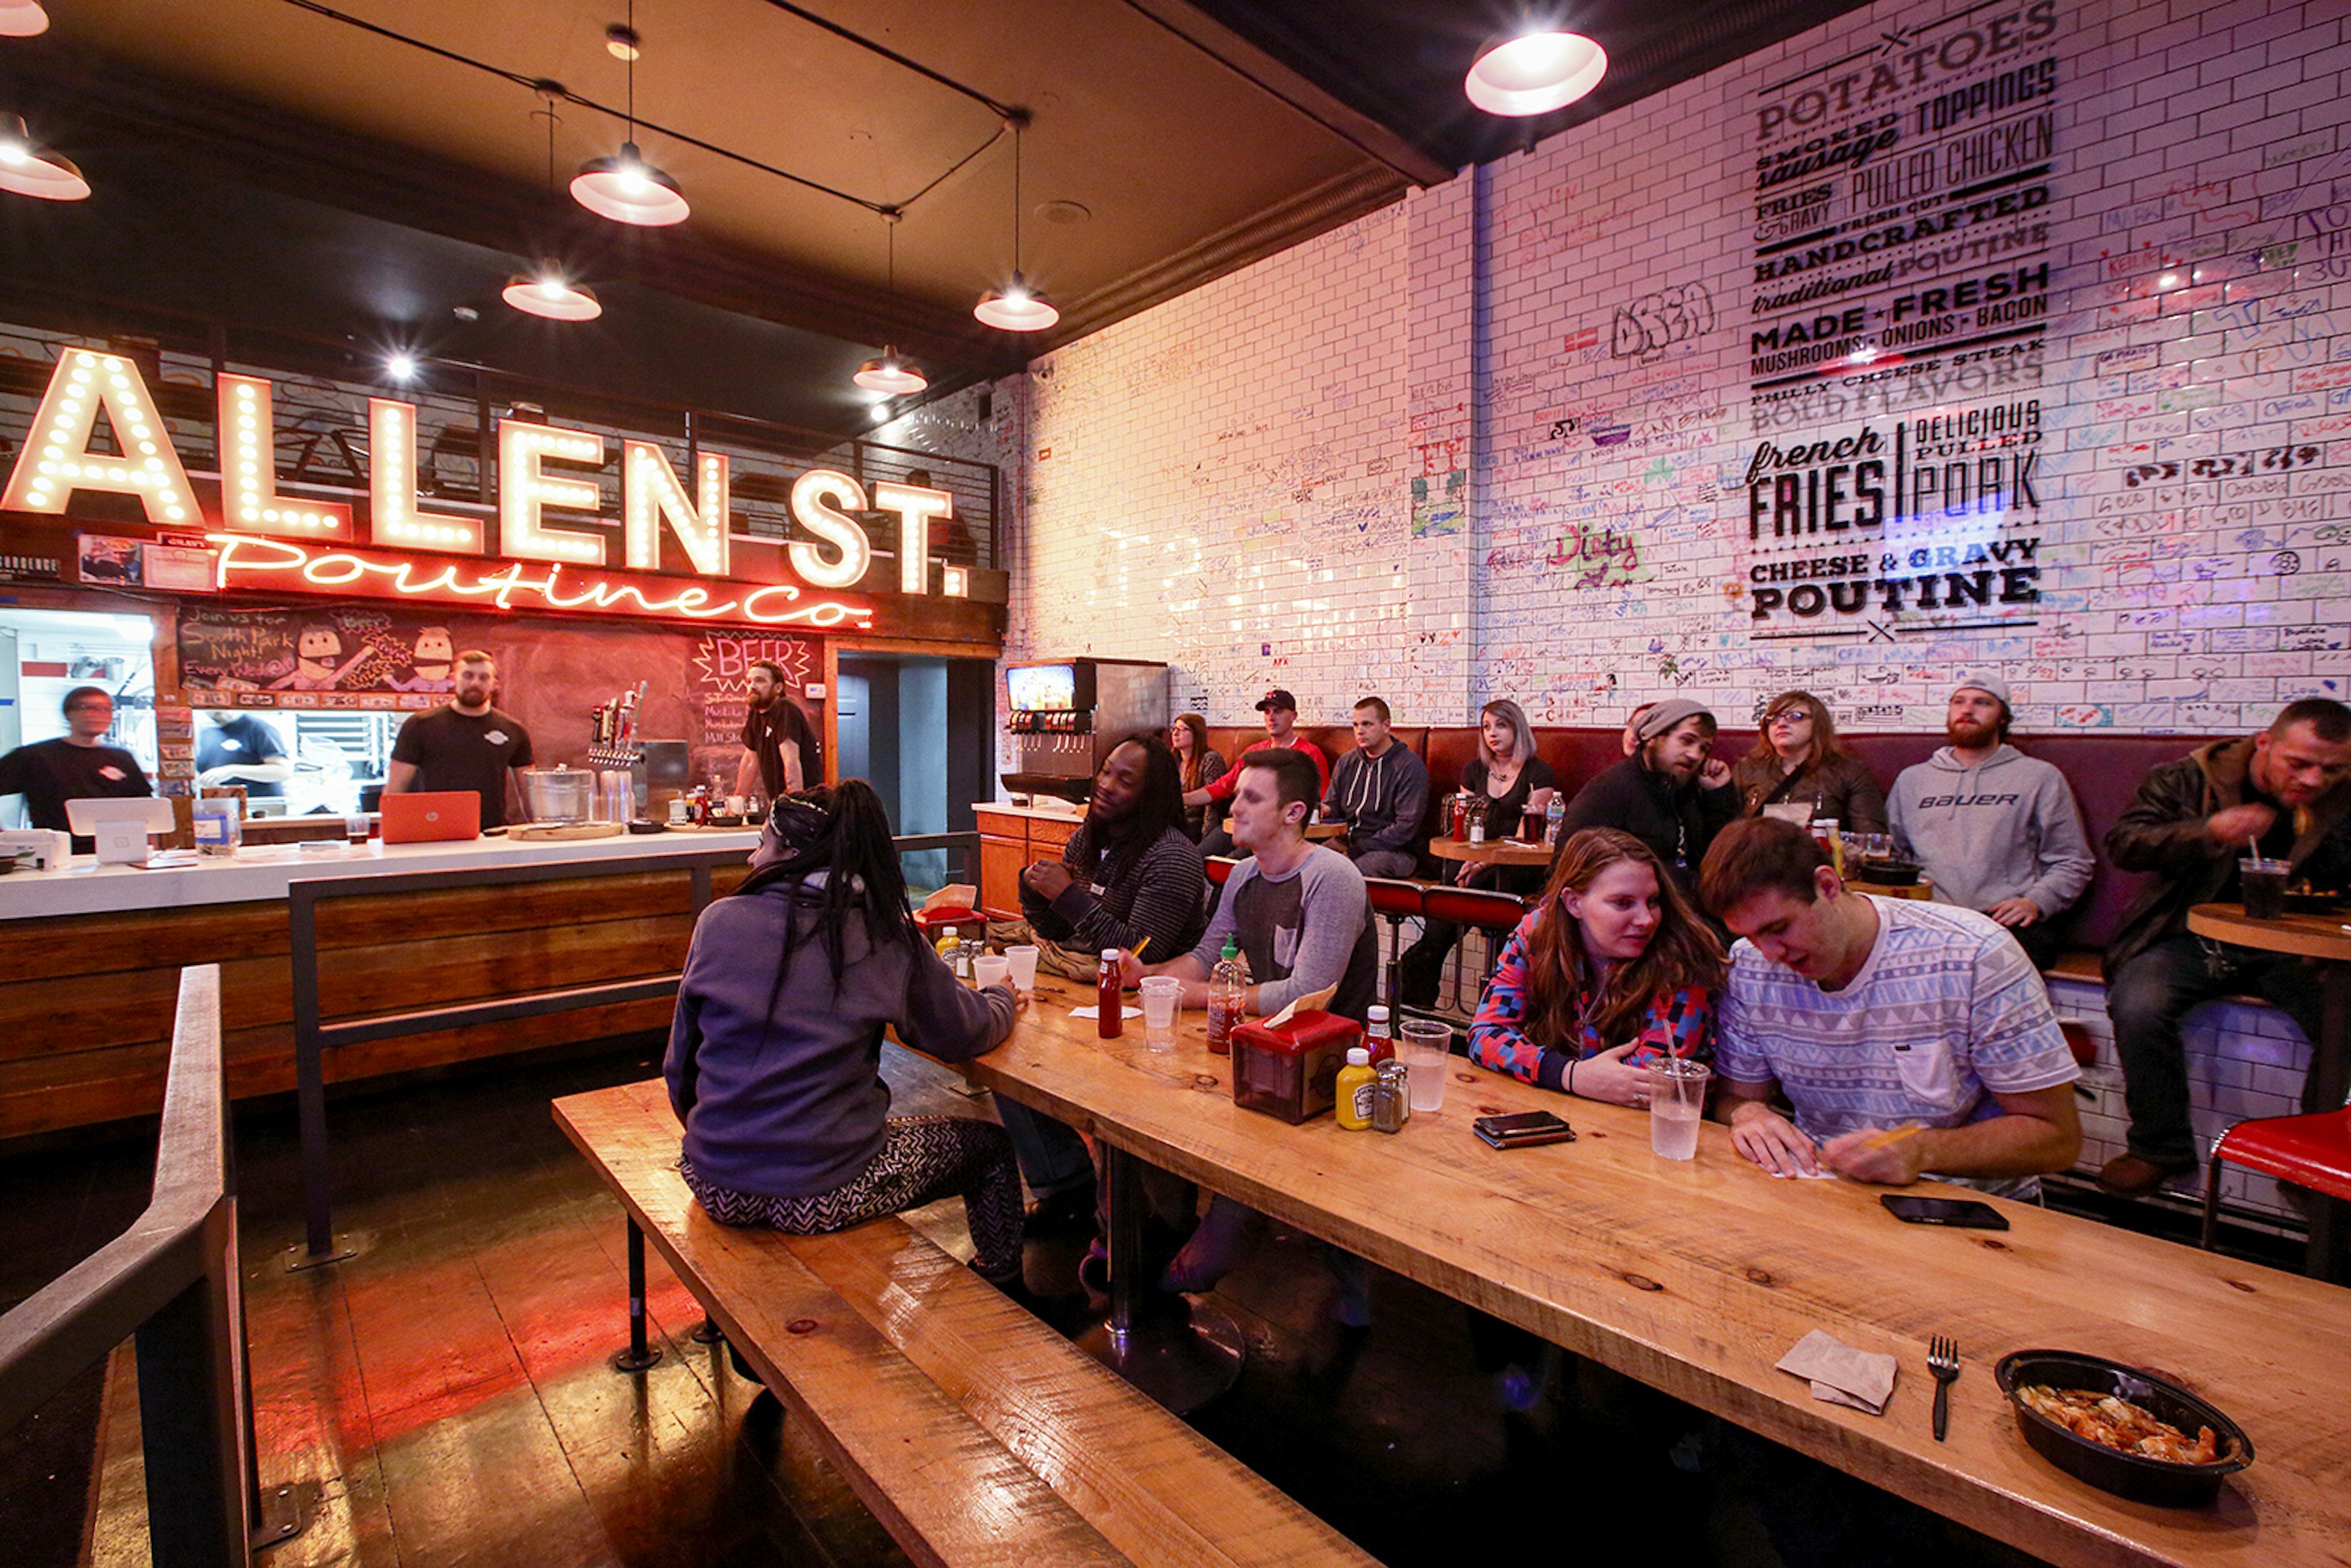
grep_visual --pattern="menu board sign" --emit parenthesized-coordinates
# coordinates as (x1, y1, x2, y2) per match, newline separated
(179, 604, 487, 707)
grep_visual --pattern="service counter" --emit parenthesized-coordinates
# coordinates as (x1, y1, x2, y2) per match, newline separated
(0, 829, 761, 1139)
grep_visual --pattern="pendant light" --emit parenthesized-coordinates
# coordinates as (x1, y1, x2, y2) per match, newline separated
(974, 116, 1056, 332)
(1464, 30, 1608, 117)
(0, 3, 49, 39)
(506, 88, 602, 321)
(571, 1, 688, 227)
(0, 114, 87, 201)
(855, 209, 928, 396)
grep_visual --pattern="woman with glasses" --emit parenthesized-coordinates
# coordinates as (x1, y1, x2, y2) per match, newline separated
(1731, 690, 1887, 833)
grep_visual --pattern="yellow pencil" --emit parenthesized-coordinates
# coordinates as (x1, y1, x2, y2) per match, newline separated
(1856, 1122, 1922, 1153)
(1132, 936, 1152, 961)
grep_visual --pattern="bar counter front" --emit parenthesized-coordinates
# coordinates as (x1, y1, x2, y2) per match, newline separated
(0, 829, 760, 1139)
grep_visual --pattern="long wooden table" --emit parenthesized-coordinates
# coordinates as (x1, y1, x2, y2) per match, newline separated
(954, 974, 2351, 1568)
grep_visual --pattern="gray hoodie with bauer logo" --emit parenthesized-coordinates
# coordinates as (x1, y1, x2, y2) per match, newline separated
(1887, 743, 2095, 918)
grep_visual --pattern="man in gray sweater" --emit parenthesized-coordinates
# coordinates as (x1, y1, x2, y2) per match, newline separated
(1322, 696, 1430, 880)
(1888, 672, 2094, 970)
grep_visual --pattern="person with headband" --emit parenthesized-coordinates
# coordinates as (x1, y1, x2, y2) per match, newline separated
(665, 781, 1036, 1320)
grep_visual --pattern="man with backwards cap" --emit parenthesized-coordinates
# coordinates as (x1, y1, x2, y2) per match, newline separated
(1887, 672, 2093, 972)
(1183, 688, 1332, 859)
(1553, 697, 1739, 898)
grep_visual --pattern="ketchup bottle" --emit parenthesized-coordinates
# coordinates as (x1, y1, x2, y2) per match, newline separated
(1097, 948, 1123, 1040)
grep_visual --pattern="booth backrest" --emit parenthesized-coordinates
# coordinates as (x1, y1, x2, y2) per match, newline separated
(1197, 716, 2221, 955)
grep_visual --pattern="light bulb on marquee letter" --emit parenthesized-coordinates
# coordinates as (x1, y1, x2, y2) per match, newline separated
(0, 350, 197, 524)
(499, 419, 609, 566)
(217, 374, 353, 541)
(786, 470, 874, 590)
(872, 480, 951, 595)
(622, 440, 729, 577)
(368, 399, 482, 552)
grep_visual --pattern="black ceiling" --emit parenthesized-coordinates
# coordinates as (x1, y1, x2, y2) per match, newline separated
(1180, 0, 1883, 171)
(0, 1, 1883, 435)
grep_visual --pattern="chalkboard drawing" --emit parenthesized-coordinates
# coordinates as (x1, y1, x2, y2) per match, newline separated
(387, 626, 456, 692)
(269, 624, 375, 691)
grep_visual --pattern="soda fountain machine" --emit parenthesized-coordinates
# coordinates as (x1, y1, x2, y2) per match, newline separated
(999, 658, 1169, 804)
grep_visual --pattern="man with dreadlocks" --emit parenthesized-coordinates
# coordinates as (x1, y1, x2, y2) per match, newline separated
(664, 779, 1032, 1308)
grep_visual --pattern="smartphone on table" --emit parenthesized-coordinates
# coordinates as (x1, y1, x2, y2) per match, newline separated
(1474, 1110, 1577, 1149)
(1879, 1194, 2009, 1229)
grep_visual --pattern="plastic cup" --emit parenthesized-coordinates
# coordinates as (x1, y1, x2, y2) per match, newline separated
(1398, 1019, 1452, 1113)
(972, 954, 1011, 991)
(2239, 857, 2290, 920)
(1005, 945, 1040, 992)
(1139, 975, 1183, 1052)
(1648, 1058, 1709, 1160)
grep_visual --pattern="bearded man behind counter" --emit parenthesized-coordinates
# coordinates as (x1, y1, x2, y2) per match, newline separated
(737, 659, 820, 799)
(385, 650, 534, 829)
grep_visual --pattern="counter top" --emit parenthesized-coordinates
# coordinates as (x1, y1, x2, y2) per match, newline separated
(0, 828, 763, 921)
(975, 800, 1089, 825)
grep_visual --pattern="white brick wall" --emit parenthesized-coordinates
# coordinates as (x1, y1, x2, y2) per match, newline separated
(948, 0, 2351, 1222)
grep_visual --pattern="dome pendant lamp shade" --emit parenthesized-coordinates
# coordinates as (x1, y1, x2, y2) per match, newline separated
(504, 267, 603, 321)
(571, 141, 688, 225)
(1465, 31, 1608, 116)
(854, 349, 927, 396)
(0, 116, 88, 200)
(0, 2, 50, 38)
(974, 276, 1058, 332)
(974, 118, 1057, 332)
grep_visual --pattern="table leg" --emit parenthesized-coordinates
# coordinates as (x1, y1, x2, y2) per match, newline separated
(2306, 966, 2350, 1284)
(1075, 1142, 1243, 1413)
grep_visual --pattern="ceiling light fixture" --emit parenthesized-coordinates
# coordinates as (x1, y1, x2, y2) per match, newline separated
(0, 114, 88, 201)
(0, 2, 49, 39)
(1464, 29, 1608, 116)
(604, 23, 641, 62)
(855, 209, 928, 395)
(975, 114, 1057, 332)
(510, 86, 604, 321)
(571, 1, 687, 226)
(386, 352, 419, 381)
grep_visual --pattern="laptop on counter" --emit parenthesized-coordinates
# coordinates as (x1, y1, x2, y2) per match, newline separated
(380, 791, 481, 844)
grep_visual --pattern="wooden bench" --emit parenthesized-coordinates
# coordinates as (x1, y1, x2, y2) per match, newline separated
(552, 1078, 1379, 1568)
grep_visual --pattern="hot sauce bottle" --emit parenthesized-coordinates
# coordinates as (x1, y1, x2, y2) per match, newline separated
(1098, 948, 1123, 1040)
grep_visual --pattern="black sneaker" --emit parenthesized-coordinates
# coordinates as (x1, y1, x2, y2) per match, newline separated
(1022, 1185, 1098, 1240)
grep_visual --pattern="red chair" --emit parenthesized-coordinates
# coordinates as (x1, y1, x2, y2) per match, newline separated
(2202, 1107, 2351, 1277)
(1363, 876, 1425, 1017)
(1419, 885, 1532, 1014)
(1204, 855, 1240, 887)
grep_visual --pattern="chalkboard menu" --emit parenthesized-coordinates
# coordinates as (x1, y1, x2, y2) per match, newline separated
(179, 606, 495, 708)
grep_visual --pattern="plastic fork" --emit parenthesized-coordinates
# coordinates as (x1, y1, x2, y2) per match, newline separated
(1928, 1336, 1960, 1442)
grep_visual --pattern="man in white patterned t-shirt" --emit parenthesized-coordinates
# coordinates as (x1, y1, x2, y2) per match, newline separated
(1698, 817, 2082, 1200)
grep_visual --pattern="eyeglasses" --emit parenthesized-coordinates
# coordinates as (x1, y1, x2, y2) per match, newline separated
(1766, 710, 1810, 727)
(67, 702, 111, 714)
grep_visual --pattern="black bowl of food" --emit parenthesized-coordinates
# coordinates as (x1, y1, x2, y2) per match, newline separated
(2282, 887, 2345, 915)
(1855, 858, 1922, 887)
(1994, 1351, 2252, 1506)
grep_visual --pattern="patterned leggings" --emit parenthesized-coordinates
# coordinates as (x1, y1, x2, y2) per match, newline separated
(680, 1116, 1024, 1280)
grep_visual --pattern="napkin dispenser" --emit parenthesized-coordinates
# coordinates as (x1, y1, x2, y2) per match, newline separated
(1229, 1010, 1362, 1123)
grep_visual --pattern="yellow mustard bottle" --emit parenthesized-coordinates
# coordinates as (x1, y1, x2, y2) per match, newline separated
(1335, 1047, 1376, 1131)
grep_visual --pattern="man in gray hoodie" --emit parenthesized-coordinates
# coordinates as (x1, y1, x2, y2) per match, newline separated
(1888, 672, 2094, 970)
(1321, 696, 1430, 879)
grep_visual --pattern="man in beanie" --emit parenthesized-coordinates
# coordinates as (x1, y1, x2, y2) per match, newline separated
(1553, 697, 1739, 898)
(1887, 672, 2093, 971)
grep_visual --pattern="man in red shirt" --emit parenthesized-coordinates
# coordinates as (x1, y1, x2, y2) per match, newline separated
(1182, 688, 1330, 858)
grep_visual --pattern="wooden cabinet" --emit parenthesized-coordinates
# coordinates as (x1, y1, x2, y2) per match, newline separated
(972, 805, 1086, 918)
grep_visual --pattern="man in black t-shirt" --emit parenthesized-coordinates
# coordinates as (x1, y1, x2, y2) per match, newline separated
(735, 659, 819, 798)
(386, 651, 533, 828)
(197, 711, 291, 798)
(0, 686, 152, 847)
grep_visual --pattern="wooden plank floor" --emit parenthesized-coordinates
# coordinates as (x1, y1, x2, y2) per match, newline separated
(27, 1035, 2079, 1568)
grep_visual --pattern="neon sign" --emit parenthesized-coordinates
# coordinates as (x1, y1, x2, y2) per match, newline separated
(0, 349, 962, 606)
(209, 535, 876, 629)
